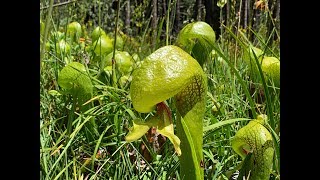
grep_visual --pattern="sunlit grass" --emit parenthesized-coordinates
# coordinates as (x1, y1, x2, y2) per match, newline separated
(40, 1, 279, 179)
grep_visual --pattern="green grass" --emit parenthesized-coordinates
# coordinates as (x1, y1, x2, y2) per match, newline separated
(40, 2, 280, 179)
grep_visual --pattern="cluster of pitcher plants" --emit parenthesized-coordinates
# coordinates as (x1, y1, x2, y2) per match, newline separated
(41, 17, 279, 179)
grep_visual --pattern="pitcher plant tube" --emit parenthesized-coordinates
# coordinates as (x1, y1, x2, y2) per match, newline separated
(125, 45, 207, 180)
(175, 21, 216, 66)
(58, 62, 98, 139)
(231, 114, 274, 180)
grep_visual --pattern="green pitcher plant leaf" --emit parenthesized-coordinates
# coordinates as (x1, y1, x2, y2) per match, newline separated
(58, 62, 93, 96)
(176, 21, 216, 66)
(51, 31, 65, 42)
(111, 33, 125, 50)
(92, 34, 113, 56)
(126, 45, 207, 179)
(243, 45, 264, 74)
(67, 21, 82, 42)
(91, 26, 107, 43)
(261, 56, 280, 88)
(243, 46, 280, 88)
(104, 50, 134, 76)
(56, 39, 70, 55)
(231, 114, 274, 180)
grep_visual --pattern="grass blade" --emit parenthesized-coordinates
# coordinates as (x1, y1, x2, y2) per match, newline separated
(203, 118, 251, 132)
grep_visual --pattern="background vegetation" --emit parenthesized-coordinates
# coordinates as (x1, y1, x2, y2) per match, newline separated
(40, 0, 280, 179)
